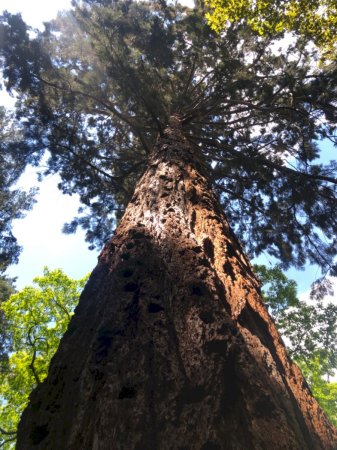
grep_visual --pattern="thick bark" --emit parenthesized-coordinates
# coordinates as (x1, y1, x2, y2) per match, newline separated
(17, 120, 337, 449)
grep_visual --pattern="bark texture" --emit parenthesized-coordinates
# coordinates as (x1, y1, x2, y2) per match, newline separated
(17, 120, 337, 449)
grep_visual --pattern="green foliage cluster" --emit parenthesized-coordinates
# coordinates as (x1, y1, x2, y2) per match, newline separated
(255, 264, 337, 426)
(298, 353, 337, 426)
(0, 268, 88, 449)
(205, 0, 337, 58)
(0, 0, 337, 277)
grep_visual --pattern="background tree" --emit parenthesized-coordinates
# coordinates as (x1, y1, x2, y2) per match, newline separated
(253, 263, 299, 318)
(0, 268, 88, 449)
(205, 0, 337, 58)
(255, 264, 337, 426)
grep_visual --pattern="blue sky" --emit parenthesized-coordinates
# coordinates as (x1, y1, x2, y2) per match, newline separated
(1, 0, 335, 300)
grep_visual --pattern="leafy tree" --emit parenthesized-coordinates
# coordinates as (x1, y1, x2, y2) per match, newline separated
(0, 107, 37, 272)
(297, 353, 337, 427)
(0, 268, 88, 449)
(0, 1, 337, 447)
(253, 263, 299, 318)
(255, 264, 337, 426)
(205, 0, 337, 58)
(0, 275, 15, 370)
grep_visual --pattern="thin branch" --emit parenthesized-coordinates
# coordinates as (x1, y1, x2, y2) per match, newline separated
(198, 136, 337, 186)
(0, 428, 16, 436)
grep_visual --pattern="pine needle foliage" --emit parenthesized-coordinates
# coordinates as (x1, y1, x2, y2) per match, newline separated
(0, 0, 337, 275)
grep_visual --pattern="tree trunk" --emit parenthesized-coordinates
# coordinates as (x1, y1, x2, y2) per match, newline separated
(17, 119, 337, 449)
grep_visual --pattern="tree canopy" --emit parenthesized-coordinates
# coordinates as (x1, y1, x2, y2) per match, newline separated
(0, 0, 337, 276)
(0, 268, 88, 449)
(205, 0, 337, 58)
(0, 107, 36, 272)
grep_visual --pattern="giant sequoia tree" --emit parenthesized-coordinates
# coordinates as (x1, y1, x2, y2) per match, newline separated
(1, 0, 337, 448)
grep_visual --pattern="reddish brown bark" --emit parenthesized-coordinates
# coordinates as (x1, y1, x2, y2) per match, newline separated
(17, 119, 337, 449)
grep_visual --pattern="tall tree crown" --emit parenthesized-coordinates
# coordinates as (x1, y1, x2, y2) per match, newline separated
(0, 0, 337, 274)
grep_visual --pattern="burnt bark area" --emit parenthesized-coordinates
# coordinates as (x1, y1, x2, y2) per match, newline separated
(17, 122, 337, 449)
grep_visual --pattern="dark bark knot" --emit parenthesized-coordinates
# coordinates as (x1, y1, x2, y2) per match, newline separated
(223, 261, 236, 281)
(203, 237, 215, 263)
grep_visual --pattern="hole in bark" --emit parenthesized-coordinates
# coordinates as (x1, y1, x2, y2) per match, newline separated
(199, 311, 215, 324)
(191, 284, 207, 296)
(126, 242, 134, 250)
(203, 339, 228, 355)
(118, 385, 137, 399)
(223, 261, 236, 281)
(124, 282, 139, 292)
(226, 242, 237, 258)
(189, 186, 198, 204)
(167, 207, 175, 213)
(190, 210, 197, 233)
(133, 231, 146, 239)
(30, 423, 49, 445)
(161, 192, 169, 198)
(199, 257, 211, 267)
(203, 237, 215, 263)
(161, 218, 167, 224)
(148, 302, 164, 313)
